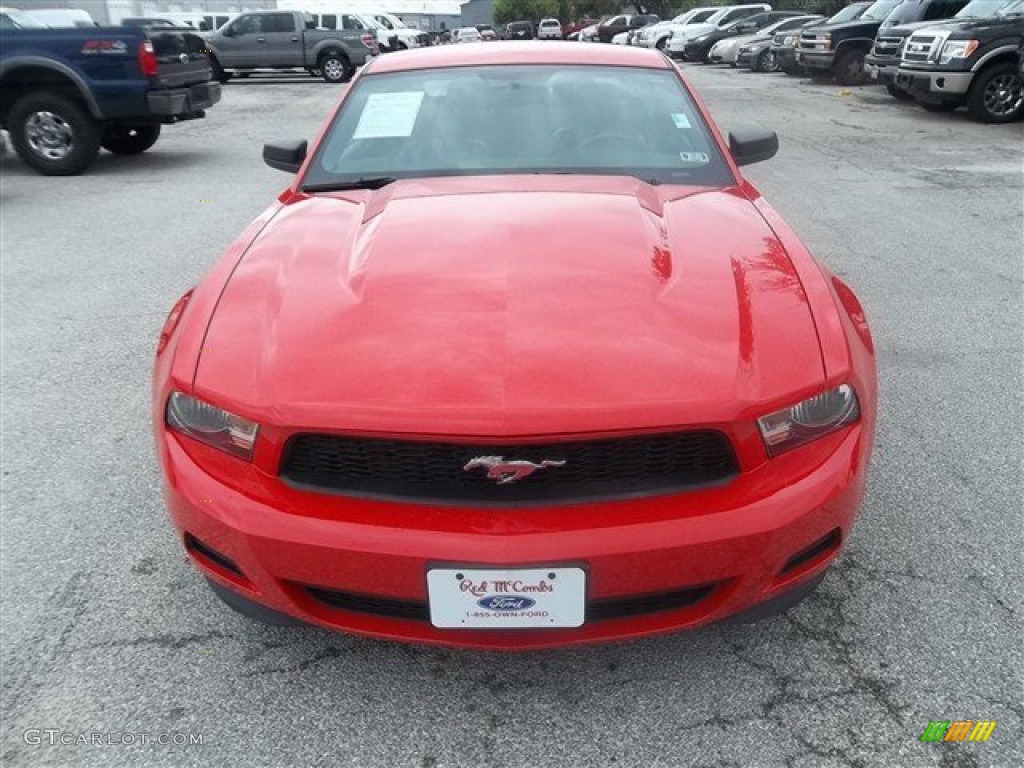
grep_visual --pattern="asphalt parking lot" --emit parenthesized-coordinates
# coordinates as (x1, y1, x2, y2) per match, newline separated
(1, 64, 1022, 768)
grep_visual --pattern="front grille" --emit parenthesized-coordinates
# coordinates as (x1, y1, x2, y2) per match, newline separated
(902, 34, 937, 63)
(280, 431, 738, 504)
(798, 33, 829, 51)
(872, 34, 905, 59)
(304, 582, 721, 623)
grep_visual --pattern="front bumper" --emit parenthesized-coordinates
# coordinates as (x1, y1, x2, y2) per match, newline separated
(707, 47, 732, 64)
(864, 55, 899, 85)
(895, 67, 973, 101)
(736, 50, 758, 68)
(159, 423, 869, 650)
(683, 41, 714, 62)
(146, 81, 221, 121)
(798, 49, 835, 72)
(774, 47, 798, 69)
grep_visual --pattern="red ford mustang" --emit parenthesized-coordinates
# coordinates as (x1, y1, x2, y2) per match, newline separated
(153, 43, 876, 650)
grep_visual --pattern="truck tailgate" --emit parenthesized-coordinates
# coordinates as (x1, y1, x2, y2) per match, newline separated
(148, 29, 212, 88)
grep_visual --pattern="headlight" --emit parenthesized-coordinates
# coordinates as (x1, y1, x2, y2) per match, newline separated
(166, 392, 259, 460)
(783, 35, 796, 46)
(939, 39, 978, 64)
(757, 385, 860, 456)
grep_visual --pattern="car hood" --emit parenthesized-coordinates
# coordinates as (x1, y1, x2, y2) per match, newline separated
(809, 19, 885, 34)
(939, 15, 1023, 35)
(195, 178, 824, 436)
(717, 34, 756, 49)
(882, 18, 959, 36)
(676, 23, 716, 39)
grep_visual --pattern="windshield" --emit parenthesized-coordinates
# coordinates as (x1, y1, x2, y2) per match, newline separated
(384, 14, 407, 29)
(304, 65, 733, 190)
(828, 3, 870, 22)
(862, 1, 901, 20)
(690, 10, 717, 23)
(883, 1, 929, 23)
(0, 9, 47, 28)
(977, 0, 1024, 15)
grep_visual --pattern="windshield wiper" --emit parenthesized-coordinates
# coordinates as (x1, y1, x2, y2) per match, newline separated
(302, 177, 397, 192)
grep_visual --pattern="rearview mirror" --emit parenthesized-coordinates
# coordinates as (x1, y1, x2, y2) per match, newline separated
(263, 139, 307, 173)
(728, 129, 778, 166)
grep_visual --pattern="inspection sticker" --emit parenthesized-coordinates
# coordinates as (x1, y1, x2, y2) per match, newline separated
(353, 92, 424, 139)
(679, 152, 710, 164)
(670, 112, 692, 129)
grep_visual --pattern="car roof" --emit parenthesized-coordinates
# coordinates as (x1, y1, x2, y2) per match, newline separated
(367, 40, 672, 74)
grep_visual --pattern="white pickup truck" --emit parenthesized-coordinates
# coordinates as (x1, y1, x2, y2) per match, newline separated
(372, 11, 431, 49)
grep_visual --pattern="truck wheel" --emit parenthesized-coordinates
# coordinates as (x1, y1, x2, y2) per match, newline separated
(966, 63, 1024, 124)
(655, 37, 668, 51)
(8, 91, 101, 176)
(319, 53, 354, 83)
(834, 48, 866, 86)
(208, 56, 231, 84)
(102, 124, 161, 155)
(753, 49, 772, 73)
(885, 83, 914, 101)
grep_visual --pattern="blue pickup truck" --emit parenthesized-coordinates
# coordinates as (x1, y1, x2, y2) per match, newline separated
(1, 20, 220, 174)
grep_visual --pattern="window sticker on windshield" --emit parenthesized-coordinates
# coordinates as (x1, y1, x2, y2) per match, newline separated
(353, 92, 425, 139)
(679, 152, 710, 165)
(670, 113, 692, 129)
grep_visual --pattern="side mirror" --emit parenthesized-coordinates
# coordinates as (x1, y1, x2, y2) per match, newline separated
(728, 129, 778, 166)
(263, 139, 307, 173)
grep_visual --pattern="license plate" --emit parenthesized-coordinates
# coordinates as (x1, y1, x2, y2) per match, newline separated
(427, 567, 585, 628)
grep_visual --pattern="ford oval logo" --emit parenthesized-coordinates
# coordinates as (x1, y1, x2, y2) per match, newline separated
(478, 595, 536, 611)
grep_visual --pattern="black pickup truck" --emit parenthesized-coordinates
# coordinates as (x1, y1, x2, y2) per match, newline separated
(1, 24, 219, 174)
(867, 0, 1003, 98)
(895, 0, 1024, 120)
(798, 0, 967, 83)
(774, 3, 872, 74)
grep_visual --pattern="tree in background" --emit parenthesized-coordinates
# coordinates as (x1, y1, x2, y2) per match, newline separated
(494, 0, 848, 25)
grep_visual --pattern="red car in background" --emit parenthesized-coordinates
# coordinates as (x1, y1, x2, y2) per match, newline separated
(153, 43, 876, 650)
(563, 17, 599, 38)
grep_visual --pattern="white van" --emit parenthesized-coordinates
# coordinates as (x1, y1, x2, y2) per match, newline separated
(308, 11, 400, 51)
(153, 12, 212, 31)
(202, 13, 235, 31)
